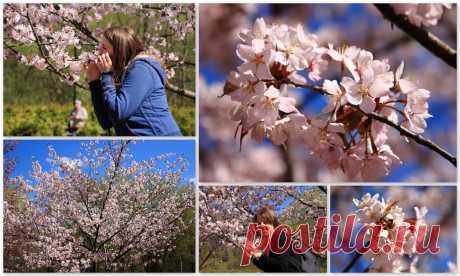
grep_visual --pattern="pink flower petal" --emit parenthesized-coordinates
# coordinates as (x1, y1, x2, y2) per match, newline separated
(360, 95, 376, 113)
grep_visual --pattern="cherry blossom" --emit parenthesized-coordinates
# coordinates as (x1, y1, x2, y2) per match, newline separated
(220, 18, 447, 180)
(199, 185, 326, 271)
(340, 50, 394, 113)
(333, 186, 456, 272)
(4, 3, 195, 97)
(402, 89, 432, 134)
(391, 4, 452, 28)
(4, 141, 194, 272)
(353, 193, 428, 272)
(327, 44, 360, 80)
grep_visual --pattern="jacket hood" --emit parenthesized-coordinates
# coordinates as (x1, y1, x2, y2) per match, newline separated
(130, 56, 165, 85)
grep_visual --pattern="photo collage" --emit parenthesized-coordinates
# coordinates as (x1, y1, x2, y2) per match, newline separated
(2, 2, 457, 274)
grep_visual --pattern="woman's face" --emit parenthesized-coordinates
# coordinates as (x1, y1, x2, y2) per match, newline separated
(99, 37, 114, 59)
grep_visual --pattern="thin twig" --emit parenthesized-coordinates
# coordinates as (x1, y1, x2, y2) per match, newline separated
(284, 79, 331, 96)
(278, 146, 294, 182)
(24, 11, 88, 91)
(287, 81, 457, 167)
(9, 4, 195, 99)
(199, 249, 214, 270)
(366, 111, 456, 166)
(165, 81, 196, 99)
(375, 4, 456, 68)
(272, 188, 326, 210)
(46, 9, 99, 43)
(318, 186, 327, 194)
(342, 251, 362, 272)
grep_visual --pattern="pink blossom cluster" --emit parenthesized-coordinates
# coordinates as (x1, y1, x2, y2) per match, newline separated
(391, 4, 452, 27)
(222, 18, 434, 180)
(141, 4, 195, 79)
(199, 186, 326, 270)
(4, 141, 194, 272)
(200, 186, 279, 249)
(199, 186, 325, 249)
(4, 4, 194, 86)
(353, 193, 428, 272)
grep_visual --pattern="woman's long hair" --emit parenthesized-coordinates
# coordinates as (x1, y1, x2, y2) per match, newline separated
(102, 27, 144, 84)
(253, 207, 280, 227)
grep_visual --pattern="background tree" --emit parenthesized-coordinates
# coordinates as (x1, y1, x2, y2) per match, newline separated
(4, 140, 195, 272)
(199, 185, 327, 272)
(3, 140, 28, 272)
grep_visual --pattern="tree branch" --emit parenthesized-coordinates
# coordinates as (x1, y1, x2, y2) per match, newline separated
(278, 146, 294, 182)
(20, 12, 89, 91)
(8, 5, 196, 99)
(318, 186, 327, 194)
(165, 81, 195, 99)
(199, 248, 214, 270)
(282, 79, 332, 96)
(94, 141, 129, 248)
(272, 188, 326, 210)
(287, 81, 457, 167)
(367, 111, 456, 166)
(111, 208, 188, 264)
(375, 4, 456, 68)
(47, 9, 98, 43)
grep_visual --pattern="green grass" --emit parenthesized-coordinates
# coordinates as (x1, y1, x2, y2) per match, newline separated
(199, 246, 261, 273)
(4, 103, 195, 136)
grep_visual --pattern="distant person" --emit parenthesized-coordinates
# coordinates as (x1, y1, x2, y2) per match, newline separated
(245, 207, 314, 272)
(85, 26, 182, 136)
(66, 100, 88, 136)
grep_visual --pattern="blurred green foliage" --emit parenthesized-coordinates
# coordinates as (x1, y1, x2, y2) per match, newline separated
(200, 246, 260, 272)
(4, 60, 195, 136)
(146, 208, 195, 272)
(4, 102, 195, 137)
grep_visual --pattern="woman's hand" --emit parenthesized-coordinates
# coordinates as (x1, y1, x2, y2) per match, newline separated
(251, 249, 263, 258)
(95, 53, 112, 73)
(243, 245, 263, 259)
(85, 62, 100, 82)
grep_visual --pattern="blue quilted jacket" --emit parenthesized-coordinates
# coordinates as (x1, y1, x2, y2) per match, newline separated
(90, 57, 182, 136)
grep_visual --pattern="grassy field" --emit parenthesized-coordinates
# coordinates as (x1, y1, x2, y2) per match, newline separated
(4, 103, 195, 136)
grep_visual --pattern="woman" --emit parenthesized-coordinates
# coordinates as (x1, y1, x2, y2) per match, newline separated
(86, 27, 182, 136)
(246, 207, 312, 272)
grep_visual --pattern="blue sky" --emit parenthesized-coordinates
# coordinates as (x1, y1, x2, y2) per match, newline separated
(6, 139, 196, 184)
(200, 3, 456, 182)
(252, 186, 321, 214)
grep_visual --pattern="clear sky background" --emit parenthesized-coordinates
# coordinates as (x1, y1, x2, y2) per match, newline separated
(200, 3, 456, 182)
(250, 185, 321, 214)
(6, 139, 196, 184)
